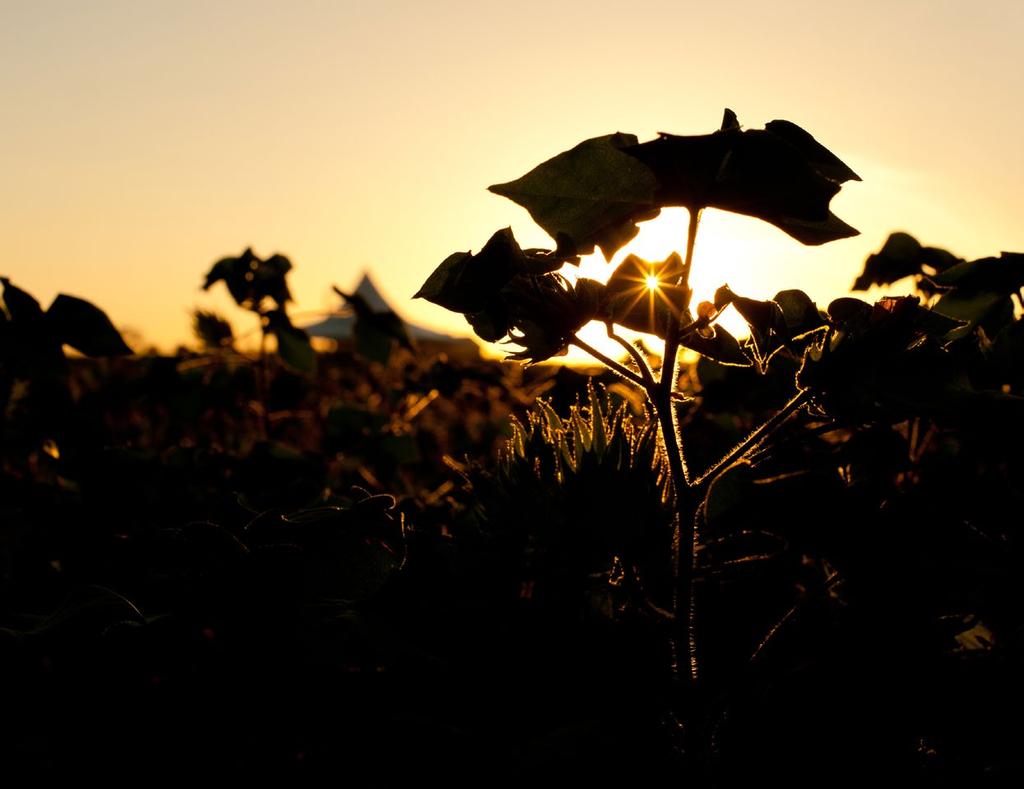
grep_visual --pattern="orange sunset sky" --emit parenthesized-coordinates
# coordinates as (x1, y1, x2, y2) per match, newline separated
(2, 1, 1022, 356)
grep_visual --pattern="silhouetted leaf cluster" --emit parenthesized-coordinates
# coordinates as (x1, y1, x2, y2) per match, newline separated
(4, 112, 1024, 782)
(1, 278, 132, 374)
(332, 286, 413, 365)
(202, 248, 316, 374)
(418, 110, 858, 360)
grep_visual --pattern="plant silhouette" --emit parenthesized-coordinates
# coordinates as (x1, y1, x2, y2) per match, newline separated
(417, 109, 1024, 778)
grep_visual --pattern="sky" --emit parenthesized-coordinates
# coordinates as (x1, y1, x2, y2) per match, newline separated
(2, 0, 1022, 358)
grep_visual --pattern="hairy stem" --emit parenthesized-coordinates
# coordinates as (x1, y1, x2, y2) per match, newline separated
(570, 336, 648, 388)
(656, 207, 701, 687)
(570, 336, 691, 404)
(693, 389, 811, 488)
(606, 324, 657, 390)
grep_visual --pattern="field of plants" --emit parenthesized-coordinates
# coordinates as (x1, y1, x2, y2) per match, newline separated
(3, 112, 1024, 783)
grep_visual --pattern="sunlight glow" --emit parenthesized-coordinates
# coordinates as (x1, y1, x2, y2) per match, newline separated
(562, 208, 758, 356)
(556, 204, 856, 364)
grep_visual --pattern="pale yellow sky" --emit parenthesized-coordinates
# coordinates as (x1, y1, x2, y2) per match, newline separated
(2, 1, 1022, 355)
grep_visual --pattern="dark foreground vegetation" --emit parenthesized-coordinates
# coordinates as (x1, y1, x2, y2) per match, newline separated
(3, 110, 1024, 783)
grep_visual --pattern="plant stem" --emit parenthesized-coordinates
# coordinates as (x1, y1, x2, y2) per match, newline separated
(570, 336, 690, 404)
(656, 207, 701, 687)
(570, 337, 648, 387)
(693, 389, 811, 487)
(257, 324, 270, 441)
(605, 324, 657, 390)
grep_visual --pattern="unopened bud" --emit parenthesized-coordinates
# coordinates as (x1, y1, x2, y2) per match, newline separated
(696, 301, 718, 321)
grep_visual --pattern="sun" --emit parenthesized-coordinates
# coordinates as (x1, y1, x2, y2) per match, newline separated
(562, 208, 754, 353)
(556, 206, 836, 365)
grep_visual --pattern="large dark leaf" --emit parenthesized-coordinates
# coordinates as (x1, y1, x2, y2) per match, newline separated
(625, 111, 860, 245)
(930, 252, 1024, 294)
(852, 232, 962, 291)
(46, 294, 133, 356)
(1, 279, 66, 373)
(488, 111, 859, 263)
(1, 277, 45, 323)
(930, 253, 1024, 333)
(489, 134, 660, 258)
(414, 228, 526, 313)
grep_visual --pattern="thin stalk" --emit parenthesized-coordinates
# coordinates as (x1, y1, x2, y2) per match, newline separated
(693, 389, 811, 488)
(678, 315, 712, 343)
(256, 324, 271, 441)
(570, 337, 648, 388)
(570, 336, 690, 404)
(656, 207, 701, 687)
(606, 324, 657, 390)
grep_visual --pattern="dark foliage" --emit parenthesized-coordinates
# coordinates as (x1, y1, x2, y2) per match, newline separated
(3, 112, 1024, 783)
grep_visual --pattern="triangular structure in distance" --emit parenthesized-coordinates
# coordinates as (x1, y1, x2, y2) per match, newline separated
(303, 272, 470, 344)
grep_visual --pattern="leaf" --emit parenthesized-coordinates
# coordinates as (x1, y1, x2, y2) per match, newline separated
(192, 310, 235, 349)
(991, 320, 1024, 382)
(267, 309, 316, 374)
(1, 277, 45, 323)
(930, 253, 1024, 332)
(799, 296, 978, 422)
(830, 295, 961, 340)
(825, 296, 872, 331)
(2, 279, 72, 373)
(625, 110, 860, 245)
(489, 133, 660, 258)
(773, 289, 827, 335)
(203, 247, 293, 310)
(929, 251, 1024, 293)
(280, 501, 403, 600)
(465, 306, 509, 342)
(763, 120, 861, 184)
(501, 274, 605, 363)
(704, 460, 755, 532)
(257, 253, 294, 305)
(715, 285, 784, 368)
(334, 286, 413, 365)
(681, 323, 751, 366)
(355, 322, 393, 364)
(46, 294, 133, 356)
(952, 618, 995, 653)
(852, 232, 962, 291)
(203, 248, 256, 305)
(414, 228, 524, 313)
(603, 252, 690, 337)
(28, 585, 144, 642)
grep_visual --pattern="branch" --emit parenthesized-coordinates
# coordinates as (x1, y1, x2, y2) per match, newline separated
(693, 389, 811, 487)
(678, 315, 710, 342)
(571, 335, 691, 404)
(570, 336, 647, 388)
(605, 323, 657, 390)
